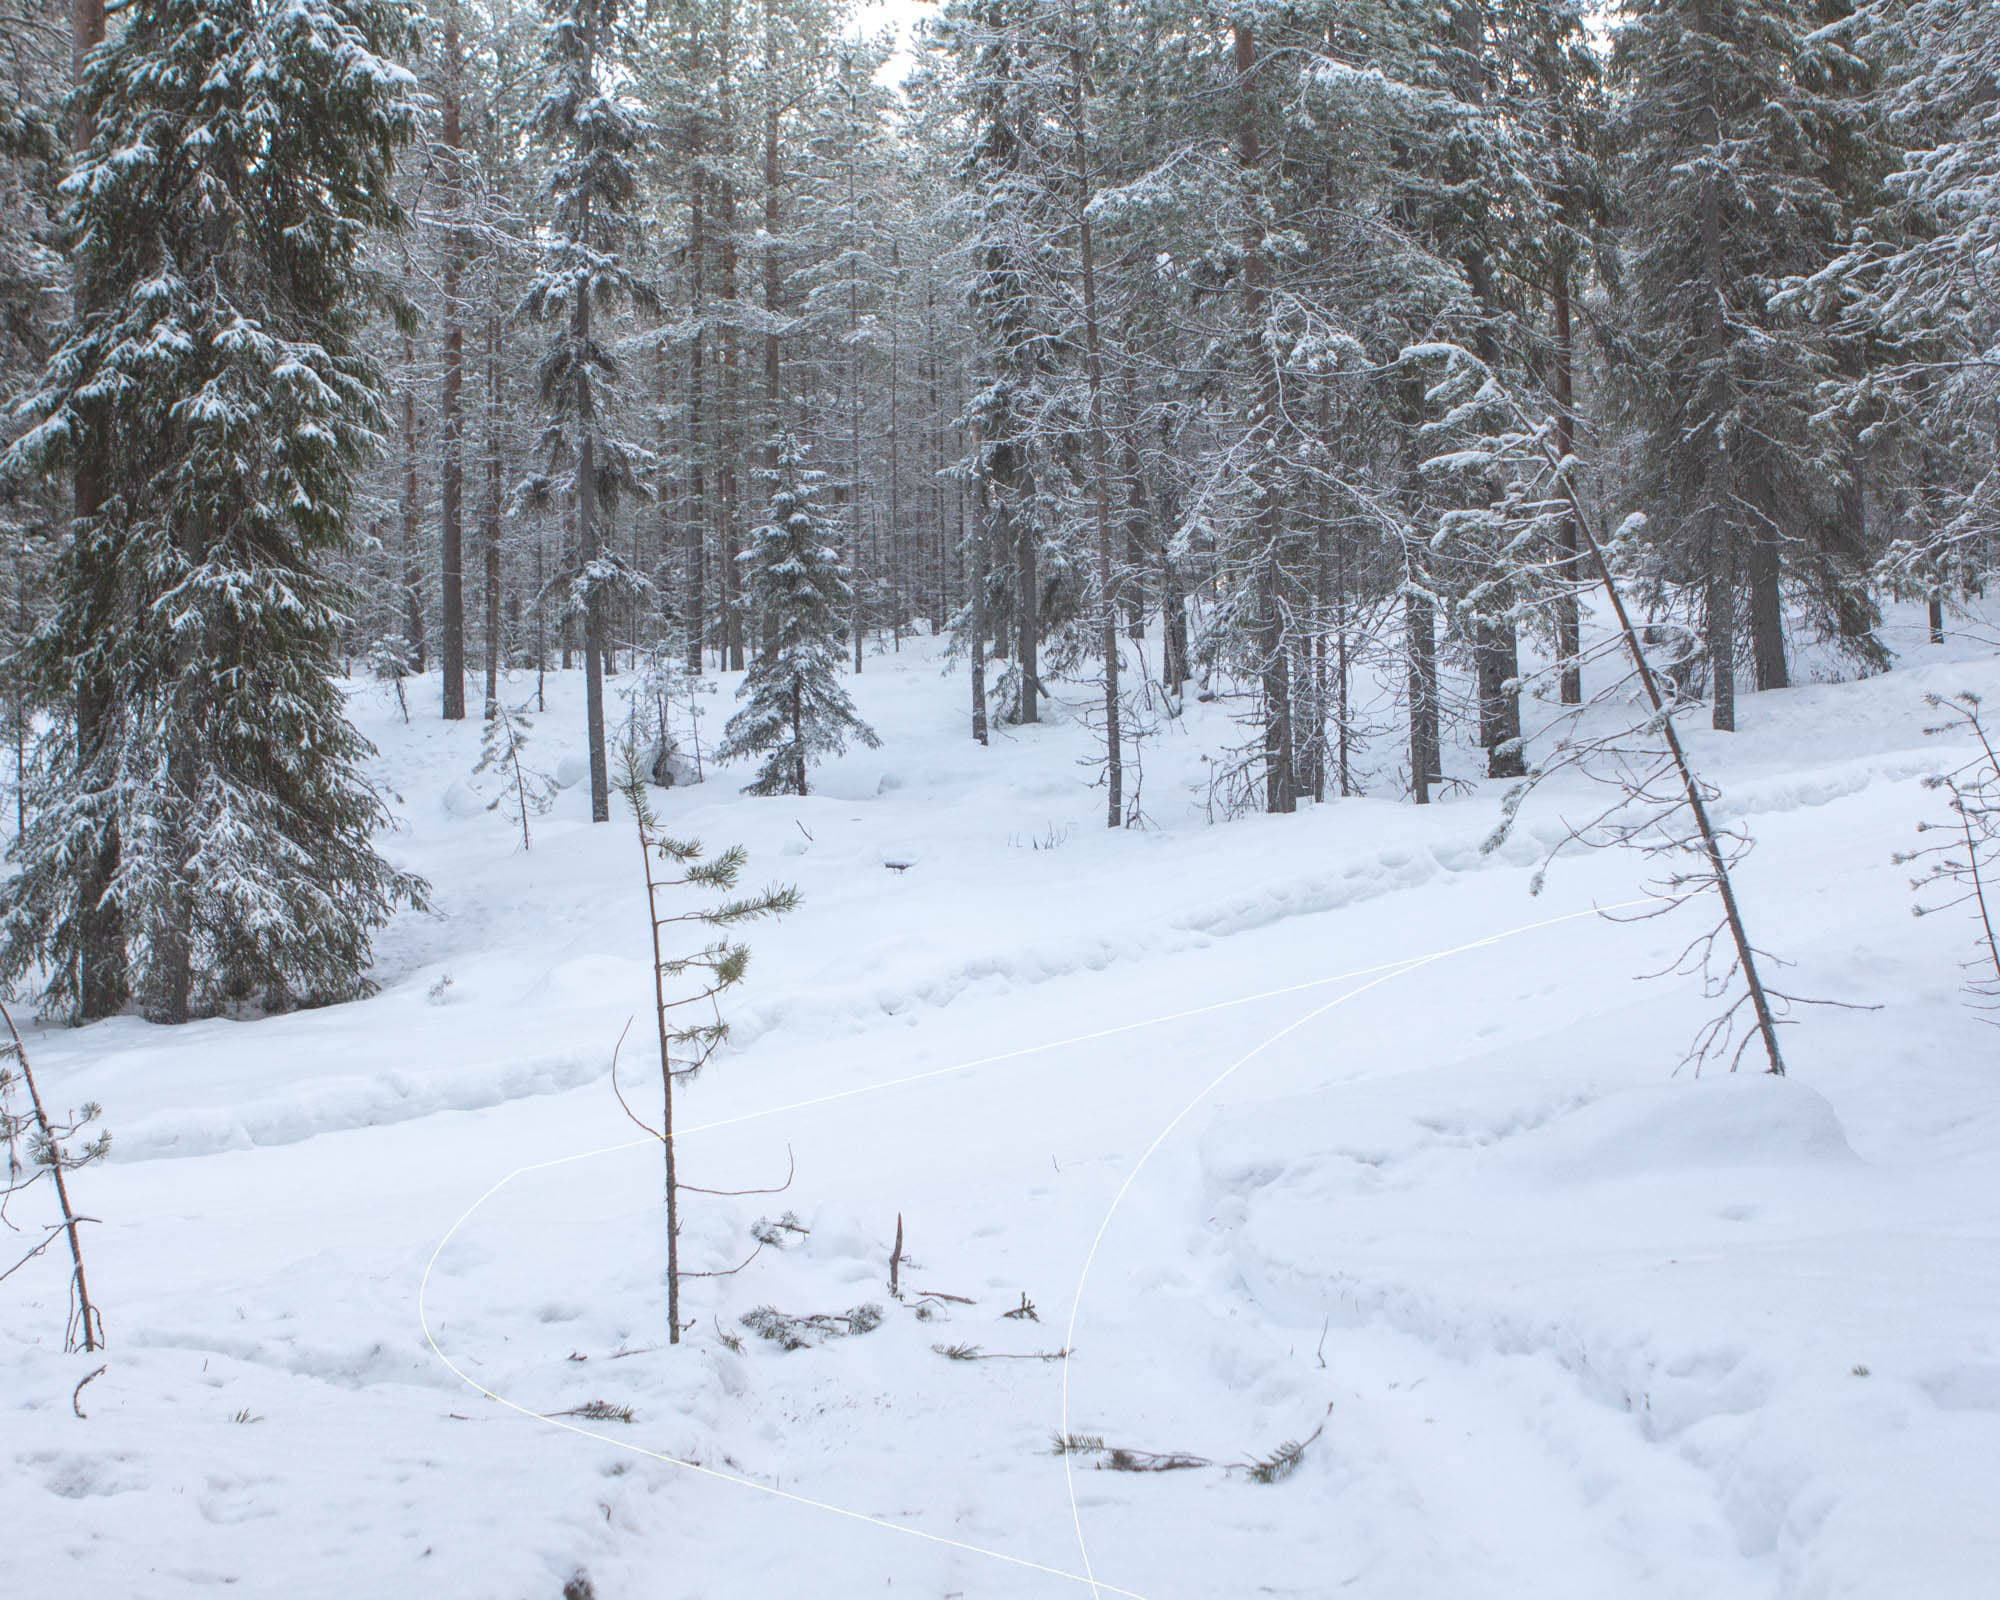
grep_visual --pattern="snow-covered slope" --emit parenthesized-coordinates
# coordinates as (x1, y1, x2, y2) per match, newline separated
(6, 613, 1998, 1600)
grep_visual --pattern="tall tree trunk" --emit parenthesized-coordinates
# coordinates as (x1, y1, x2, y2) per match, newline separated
(1747, 495, 1788, 690)
(1463, 249, 1526, 781)
(1407, 585, 1440, 804)
(401, 325, 427, 675)
(1233, 21, 1292, 812)
(888, 245, 903, 651)
(576, 174, 610, 823)
(1065, 12, 1120, 824)
(970, 446, 991, 746)
(685, 164, 708, 671)
(71, 0, 125, 1020)
(482, 314, 503, 711)
(1698, 22, 1737, 733)
(847, 165, 866, 677)
(438, 5, 467, 722)
(717, 19, 744, 675)
(718, 183, 743, 674)
(760, 43, 782, 664)
(1552, 264, 1583, 706)
(1012, 453, 1037, 720)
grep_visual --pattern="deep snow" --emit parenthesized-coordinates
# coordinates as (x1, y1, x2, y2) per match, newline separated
(5, 611, 1999, 1600)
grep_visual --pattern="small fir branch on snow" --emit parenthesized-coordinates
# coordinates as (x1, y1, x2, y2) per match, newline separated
(550, 1400, 636, 1424)
(740, 1303, 884, 1351)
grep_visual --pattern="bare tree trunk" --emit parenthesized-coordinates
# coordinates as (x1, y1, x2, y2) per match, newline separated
(1012, 458, 1037, 719)
(1747, 501, 1788, 691)
(686, 171, 708, 671)
(438, 5, 467, 721)
(576, 176, 610, 823)
(888, 246, 903, 651)
(70, 0, 124, 1021)
(1540, 443, 1786, 1077)
(1697, 31, 1737, 734)
(1233, 21, 1292, 813)
(482, 314, 503, 710)
(401, 326, 427, 675)
(759, 37, 782, 665)
(1552, 265, 1583, 706)
(970, 458, 992, 746)
(1407, 586, 1439, 804)
(1, 1002, 104, 1349)
(719, 160, 744, 675)
(1064, 10, 1120, 824)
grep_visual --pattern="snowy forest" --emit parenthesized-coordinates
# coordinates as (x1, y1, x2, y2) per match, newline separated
(2, 0, 1999, 1594)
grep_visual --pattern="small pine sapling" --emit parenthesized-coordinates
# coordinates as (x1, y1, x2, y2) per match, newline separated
(0, 999, 107, 1350)
(620, 641, 707, 786)
(1899, 692, 2000, 1009)
(717, 436, 880, 795)
(369, 635, 415, 724)
(617, 749, 797, 1343)
(473, 697, 557, 850)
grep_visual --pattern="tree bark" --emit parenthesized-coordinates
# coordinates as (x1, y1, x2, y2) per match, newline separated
(1746, 492, 1788, 691)
(72, 0, 123, 1020)
(1233, 21, 1293, 813)
(1065, 10, 1120, 825)
(1551, 265, 1583, 706)
(1407, 586, 1440, 804)
(685, 164, 708, 671)
(438, 5, 467, 721)
(401, 324, 427, 675)
(482, 314, 503, 711)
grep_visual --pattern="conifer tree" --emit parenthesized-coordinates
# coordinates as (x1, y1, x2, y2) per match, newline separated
(717, 434, 878, 795)
(1613, 0, 1852, 729)
(1, 0, 426, 1022)
(523, 0, 655, 823)
(1811, 0, 2000, 622)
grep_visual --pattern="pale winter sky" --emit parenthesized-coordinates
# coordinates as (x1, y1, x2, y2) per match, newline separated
(853, 0, 938, 81)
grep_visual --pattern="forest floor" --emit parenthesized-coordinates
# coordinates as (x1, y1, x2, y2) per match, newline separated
(5, 610, 1999, 1600)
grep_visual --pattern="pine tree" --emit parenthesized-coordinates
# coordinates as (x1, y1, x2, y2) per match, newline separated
(1810, 0, 2000, 625)
(717, 434, 878, 795)
(1, 0, 427, 1022)
(522, 0, 656, 824)
(1613, 0, 1853, 729)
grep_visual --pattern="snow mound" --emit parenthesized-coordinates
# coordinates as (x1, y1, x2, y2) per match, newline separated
(441, 779, 486, 818)
(1505, 1075, 1858, 1182)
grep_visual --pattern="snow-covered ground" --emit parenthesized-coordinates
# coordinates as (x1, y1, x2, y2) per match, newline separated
(6, 613, 1999, 1600)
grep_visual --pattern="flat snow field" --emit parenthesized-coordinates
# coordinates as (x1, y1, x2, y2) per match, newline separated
(5, 613, 1999, 1600)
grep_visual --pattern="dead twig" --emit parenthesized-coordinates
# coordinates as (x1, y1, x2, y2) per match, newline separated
(933, 1342, 1071, 1362)
(680, 1239, 766, 1280)
(71, 1363, 106, 1418)
(0, 1000, 106, 1351)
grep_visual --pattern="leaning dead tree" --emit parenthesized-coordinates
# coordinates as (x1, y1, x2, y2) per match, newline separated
(1419, 347, 1793, 1077)
(0, 1000, 107, 1349)
(616, 750, 796, 1342)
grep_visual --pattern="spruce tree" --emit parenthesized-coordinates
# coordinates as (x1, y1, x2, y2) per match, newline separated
(1613, 0, 1852, 728)
(1812, 0, 2000, 621)
(522, 0, 655, 824)
(717, 434, 878, 795)
(1, 0, 426, 1022)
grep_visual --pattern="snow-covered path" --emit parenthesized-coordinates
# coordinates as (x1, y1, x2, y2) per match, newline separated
(6, 624, 1999, 1599)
